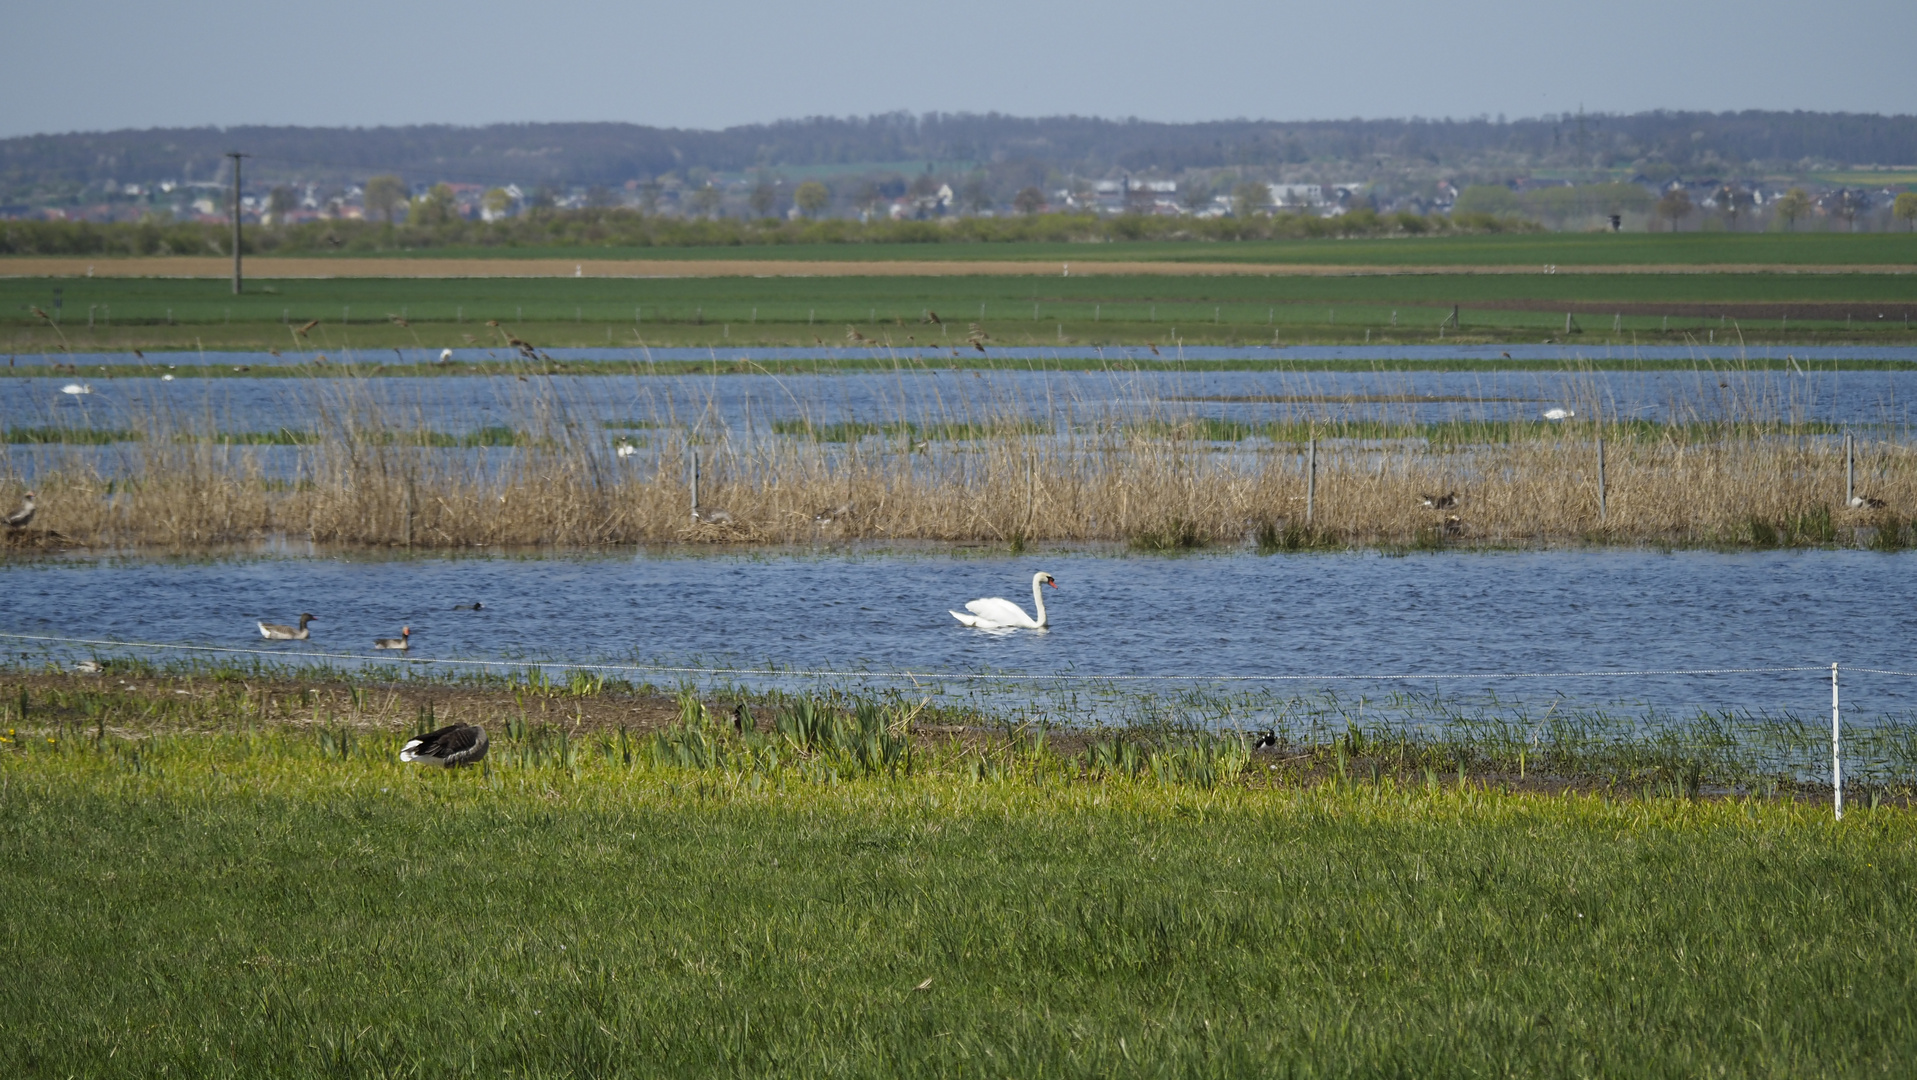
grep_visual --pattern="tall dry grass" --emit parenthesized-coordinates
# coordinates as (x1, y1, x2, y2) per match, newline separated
(2, 371, 1912, 550)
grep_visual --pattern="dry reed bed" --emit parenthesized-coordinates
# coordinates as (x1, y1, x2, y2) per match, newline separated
(5, 419, 1912, 549)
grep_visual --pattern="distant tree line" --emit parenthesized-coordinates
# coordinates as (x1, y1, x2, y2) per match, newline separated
(0, 207, 1541, 256)
(5, 110, 1915, 200)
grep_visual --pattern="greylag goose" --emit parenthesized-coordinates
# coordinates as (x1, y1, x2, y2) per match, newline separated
(4, 492, 35, 529)
(258, 613, 317, 640)
(813, 502, 855, 525)
(400, 723, 488, 767)
(374, 627, 411, 650)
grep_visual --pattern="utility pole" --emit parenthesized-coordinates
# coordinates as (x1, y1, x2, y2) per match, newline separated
(226, 151, 249, 295)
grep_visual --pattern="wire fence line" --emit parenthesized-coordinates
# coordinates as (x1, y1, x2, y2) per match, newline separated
(0, 631, 1840, 685)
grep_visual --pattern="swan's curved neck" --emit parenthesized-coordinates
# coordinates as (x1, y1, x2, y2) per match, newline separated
(1031, 574, 1048, 627)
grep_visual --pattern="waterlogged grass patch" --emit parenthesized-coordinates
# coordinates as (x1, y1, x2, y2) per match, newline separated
(3, 426, 141, 444)
(773, 418, 1050, 442)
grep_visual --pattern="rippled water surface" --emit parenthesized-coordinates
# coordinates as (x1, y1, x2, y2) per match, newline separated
(6, 547, 1916, 733)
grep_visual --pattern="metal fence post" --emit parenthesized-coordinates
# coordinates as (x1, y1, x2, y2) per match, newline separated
(1306, 438, 1316, 525)
(1845, 433, 1854, 505)
(1597, 437, 1607, 520)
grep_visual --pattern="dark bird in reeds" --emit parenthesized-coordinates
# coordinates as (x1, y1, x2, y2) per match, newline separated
(4, 492, 36, 529)
(972, 341, 986, 353)
(1420, 491, 1459, 510)
(1502, 351, 1511, 359)
(269, 347, 282, 357)
(1149, 343, 1161, 356)
(295, 319, 319, 338)
(374, 626, 411, 650)
(925, 310, 942, 325)
(1849, 495, 1888, 511)
(133, 349, 144, 359)
(258, 613, 316, 641)
(400, 723, 488, 767)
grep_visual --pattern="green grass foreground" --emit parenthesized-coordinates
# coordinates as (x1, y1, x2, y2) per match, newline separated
(2, 726, 1911, 1077)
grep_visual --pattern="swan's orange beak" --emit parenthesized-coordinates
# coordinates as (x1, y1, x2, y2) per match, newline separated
(1048, 579, 1058, 588)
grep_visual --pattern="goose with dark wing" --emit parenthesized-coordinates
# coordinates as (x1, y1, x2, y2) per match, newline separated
(400, 723, 489, 767)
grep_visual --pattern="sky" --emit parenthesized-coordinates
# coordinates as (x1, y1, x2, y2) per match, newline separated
(6, 0, 1912, 139)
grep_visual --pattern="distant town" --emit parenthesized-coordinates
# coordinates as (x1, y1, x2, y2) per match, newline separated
(3, 110, 1914, 233)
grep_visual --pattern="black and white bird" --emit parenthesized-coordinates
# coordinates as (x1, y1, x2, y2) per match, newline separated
(258, 613, 317, 640)
(1850, 495, 1888, 511)
(374, 626, 411, 650)
(400, 723, 489, 767)
(4, 492, 34, 529)
(1419, 491, 1459, 510)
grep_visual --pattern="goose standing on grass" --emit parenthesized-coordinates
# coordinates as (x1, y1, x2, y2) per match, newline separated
(951, 571, 1058, 630)
(4, 492, 34, 529)
(374, 626, 411, 650)
(258, 613, 317, 640)
(400, 723, 488, 767)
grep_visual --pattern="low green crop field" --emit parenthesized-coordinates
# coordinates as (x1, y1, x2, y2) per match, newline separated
(4, 268, 1916, 354)
(3, 719, 1913, 1078)
(277, 232, 1917, 267)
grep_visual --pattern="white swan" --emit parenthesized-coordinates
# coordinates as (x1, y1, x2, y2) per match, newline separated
(1542, 407, 1574, 421)
(61, 383, 92, 395)
(951, 571, 1057, 630)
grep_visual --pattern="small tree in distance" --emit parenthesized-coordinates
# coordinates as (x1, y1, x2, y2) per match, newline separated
(1655, 188, 1693, 232)
(749, 182, 778, 218)
(1231, 181, 1268, 218)
(1895, 192, 1917, 232)
(363, 175, 406, 225)
(1013, 186, 1045, 215)
(794, 181, 830, 218)
(1775, 187, 1812, 231)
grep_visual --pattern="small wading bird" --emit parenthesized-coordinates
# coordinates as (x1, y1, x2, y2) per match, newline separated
(374, 626, 411, 650)
(1420, 491, 1460, 510)
(258, 613, 317, 640)
(4, 492, 35, 529)
(400, 723, 489, 767)
(295, 319, 319, 338)
(951, 571, 1058, 630)
(1850, 495, 1889, 511)
(1542, 407, 1575, 421)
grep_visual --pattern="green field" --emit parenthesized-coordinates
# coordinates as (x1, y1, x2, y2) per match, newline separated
(3, 697, 1909, 1077)
(5, 266, 1916, 353)
(196, 231, 1917, 266)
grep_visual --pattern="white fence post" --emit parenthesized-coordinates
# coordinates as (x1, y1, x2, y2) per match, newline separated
(1832, 662, 1843, 821)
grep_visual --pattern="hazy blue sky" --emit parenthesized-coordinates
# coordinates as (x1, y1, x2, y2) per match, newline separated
(6, 0, 1910, 138)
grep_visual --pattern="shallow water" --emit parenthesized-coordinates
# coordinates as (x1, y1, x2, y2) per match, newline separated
(5, 547, 1915, 741)
(4, 351, 1910, 442)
